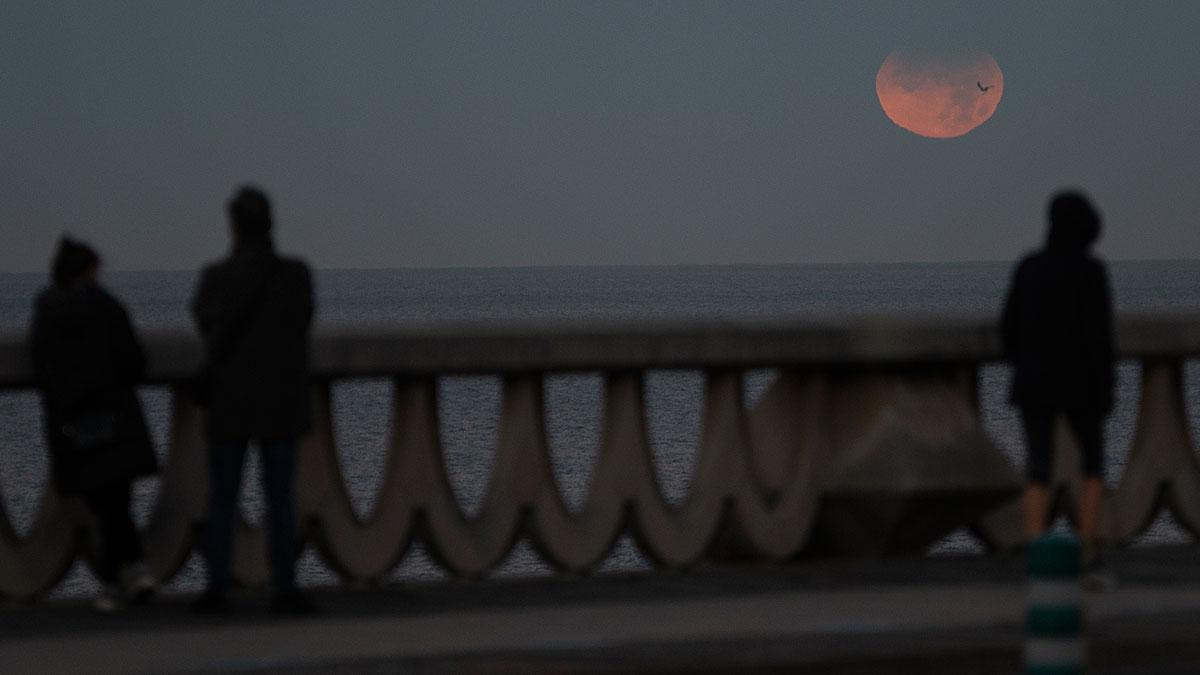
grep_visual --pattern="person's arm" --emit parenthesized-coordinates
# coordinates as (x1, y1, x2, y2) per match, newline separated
(108, 296, 146, 385)
(191, 266, 241, 362)
(191, 267, 216, 338)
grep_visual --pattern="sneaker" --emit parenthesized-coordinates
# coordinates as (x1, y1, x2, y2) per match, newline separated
(191, 590, 233, 614)
(93, 586, 123, 614)
(119, 562, 157, 605)
(271, 589, 319, 616)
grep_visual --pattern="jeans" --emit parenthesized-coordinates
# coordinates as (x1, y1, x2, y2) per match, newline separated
(81, 480, 142, 585)
(204, 439, 298, 593)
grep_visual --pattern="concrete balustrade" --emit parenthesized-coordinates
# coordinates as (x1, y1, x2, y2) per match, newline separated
(0, 314, 1197, 599)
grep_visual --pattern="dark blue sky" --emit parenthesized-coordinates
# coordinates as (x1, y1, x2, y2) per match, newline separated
(2, 1, 1198, 271)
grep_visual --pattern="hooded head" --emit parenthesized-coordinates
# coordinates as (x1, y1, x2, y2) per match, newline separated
(51, 236, 100, 288)
(1046, 191, 1101, 254)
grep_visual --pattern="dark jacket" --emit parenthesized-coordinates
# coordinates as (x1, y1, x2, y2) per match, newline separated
(31, 282, 157, 495)
(1001, 234, 1114, 413)
(191, 241, 314, 443)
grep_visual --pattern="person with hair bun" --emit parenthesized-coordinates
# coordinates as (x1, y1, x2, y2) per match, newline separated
(31, 236, 158, 612)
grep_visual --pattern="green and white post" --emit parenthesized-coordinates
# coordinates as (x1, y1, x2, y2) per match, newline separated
(1026, 533, 1084, 674)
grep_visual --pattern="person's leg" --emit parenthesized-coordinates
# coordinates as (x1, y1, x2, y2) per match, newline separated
(99, 479, 157, 599)
(1021, 407, 1056, 541)
(203, 440, 248, 594)
(1023, 484, 1050, 538)
(81, 482, 130, 585)
(259, 439, 298, 593)
(1077, 478, 1104, 557)
(1067, 408, 1106, 563)
(81, 480, 145, 611)
(104, 480, 142, 573)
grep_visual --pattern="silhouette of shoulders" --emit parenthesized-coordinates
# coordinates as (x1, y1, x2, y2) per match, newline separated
(193, 248, 313, 327)
(190, 245, 314, 443)
(1002, 241, 1113, 412)
(198, 249, 311, 286)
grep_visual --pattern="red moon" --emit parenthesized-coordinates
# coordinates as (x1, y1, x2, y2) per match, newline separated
(876, 49, 1003, 138)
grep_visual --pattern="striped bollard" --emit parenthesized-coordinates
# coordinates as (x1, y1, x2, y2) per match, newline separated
(1026, 534, 1084, 674)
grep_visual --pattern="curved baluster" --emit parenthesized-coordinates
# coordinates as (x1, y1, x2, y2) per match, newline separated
(536, 370, 757, 571)
(418, 374, 573, 576)
(484, 375, 587, 571)
(734, 372, 831, 558)
(518, 374, 630, 573)
(363, 376, 494, 579)
(525, 372, 666, 571)
(1106, 359, 1200, 542)
(139, 389, 212, 584)
(689, 370, 806, 562)
(294, 381, 409, 581)
(631, 370, 769, 565)
(0, 486, 84, 599)
(747, 371, 825, 497)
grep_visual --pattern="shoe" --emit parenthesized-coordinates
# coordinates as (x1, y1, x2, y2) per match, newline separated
(119, 562, 157, 605)
(93, 585, 123, 614)
(191, 590, 232, 614)
(271, 589, 319, 616)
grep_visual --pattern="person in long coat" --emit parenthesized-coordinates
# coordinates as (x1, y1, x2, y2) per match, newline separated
(31, 237, 158, 611)
(190, 185, 315, 614)
(1002, 190, 1114, 575)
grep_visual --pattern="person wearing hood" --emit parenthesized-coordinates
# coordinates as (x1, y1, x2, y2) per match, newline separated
(30, 237, 158, 612)
(1001, 190, 1115, 584)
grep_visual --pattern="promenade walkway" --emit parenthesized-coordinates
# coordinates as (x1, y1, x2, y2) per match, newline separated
(4, 546, 1200, 673)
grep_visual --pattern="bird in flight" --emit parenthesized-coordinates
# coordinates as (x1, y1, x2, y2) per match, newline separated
(977, 82, 993, 92)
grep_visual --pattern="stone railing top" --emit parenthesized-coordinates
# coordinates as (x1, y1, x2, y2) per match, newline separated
(1, 312, 1199, 387)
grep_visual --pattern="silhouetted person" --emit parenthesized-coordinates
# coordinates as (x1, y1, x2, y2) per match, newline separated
(31, 237, 158, 612)
(191, 186, 316, 614)
(1001, 190, 1114, 580)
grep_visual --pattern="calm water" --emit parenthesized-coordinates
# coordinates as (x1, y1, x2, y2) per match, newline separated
(2, 261, 1199, 596)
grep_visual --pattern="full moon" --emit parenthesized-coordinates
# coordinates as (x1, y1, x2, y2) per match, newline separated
(876, 49, 1003, 139)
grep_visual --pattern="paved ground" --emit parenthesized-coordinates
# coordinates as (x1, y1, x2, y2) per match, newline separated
(3, 547, 1200, 673)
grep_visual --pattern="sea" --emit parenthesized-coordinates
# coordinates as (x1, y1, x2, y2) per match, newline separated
(1, 261, 1199, 597)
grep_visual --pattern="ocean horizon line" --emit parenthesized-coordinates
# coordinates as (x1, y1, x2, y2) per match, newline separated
(3, 257, 1199, 277)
